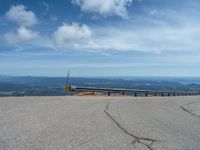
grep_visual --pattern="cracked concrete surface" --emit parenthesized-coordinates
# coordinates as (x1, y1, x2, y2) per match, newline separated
(181, 102, 200, 118)
(0, 96, 200, 150)
(104, 102, 160, 150)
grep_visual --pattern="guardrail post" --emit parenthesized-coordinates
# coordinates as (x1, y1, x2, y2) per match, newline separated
(134, 93, 137, 97)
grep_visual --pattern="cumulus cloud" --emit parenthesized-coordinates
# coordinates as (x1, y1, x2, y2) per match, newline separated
(53, 23, 92, 47)
(6, 4, 38, 27)
(4, 27, 39, 44)
(51, 21, 200, 53)
(4, 5, 39, 45)
(72, 0, 132, 18)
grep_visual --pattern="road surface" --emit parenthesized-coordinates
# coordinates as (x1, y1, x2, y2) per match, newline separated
(0, 96, 200, 150)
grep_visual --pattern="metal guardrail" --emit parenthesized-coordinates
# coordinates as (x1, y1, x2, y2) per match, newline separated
(65, 86, 200, 97)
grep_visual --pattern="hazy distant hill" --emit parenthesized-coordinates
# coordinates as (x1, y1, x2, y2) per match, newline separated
(0, 76, 200, 96)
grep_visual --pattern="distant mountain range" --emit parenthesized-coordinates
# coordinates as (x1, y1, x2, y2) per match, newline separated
(0, 76, 200, 96)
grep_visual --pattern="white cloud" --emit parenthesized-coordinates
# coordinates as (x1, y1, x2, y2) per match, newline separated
(53, 23, 92, 47)
(72, 0, 132, 18)
(88, 24, 200, 53)
(50, 20, 200, 53)
(4, 27, 39, 44)
(4, 5, 40, 45)
(52, 22, 200, 53)
(6, 4, 38, 27)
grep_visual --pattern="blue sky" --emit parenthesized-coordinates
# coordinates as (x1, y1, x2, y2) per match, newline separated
(0, 0, 200, 77)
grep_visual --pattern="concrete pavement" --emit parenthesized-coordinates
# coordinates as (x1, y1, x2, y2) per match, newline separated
(0, 96, 200, 150)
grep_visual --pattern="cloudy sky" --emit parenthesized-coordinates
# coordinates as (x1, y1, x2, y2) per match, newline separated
(0, 0, 200, 77)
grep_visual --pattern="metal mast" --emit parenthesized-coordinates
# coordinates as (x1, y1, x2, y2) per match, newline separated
(66, 70, 70, 86)
(64, 70, 71, 92)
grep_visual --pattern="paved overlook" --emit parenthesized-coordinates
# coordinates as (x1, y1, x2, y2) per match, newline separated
(0, 96, 200, 150)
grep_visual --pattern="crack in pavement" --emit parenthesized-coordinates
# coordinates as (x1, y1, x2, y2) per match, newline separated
(181, 103, 200, 118)
(104, 102, 160, 150)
